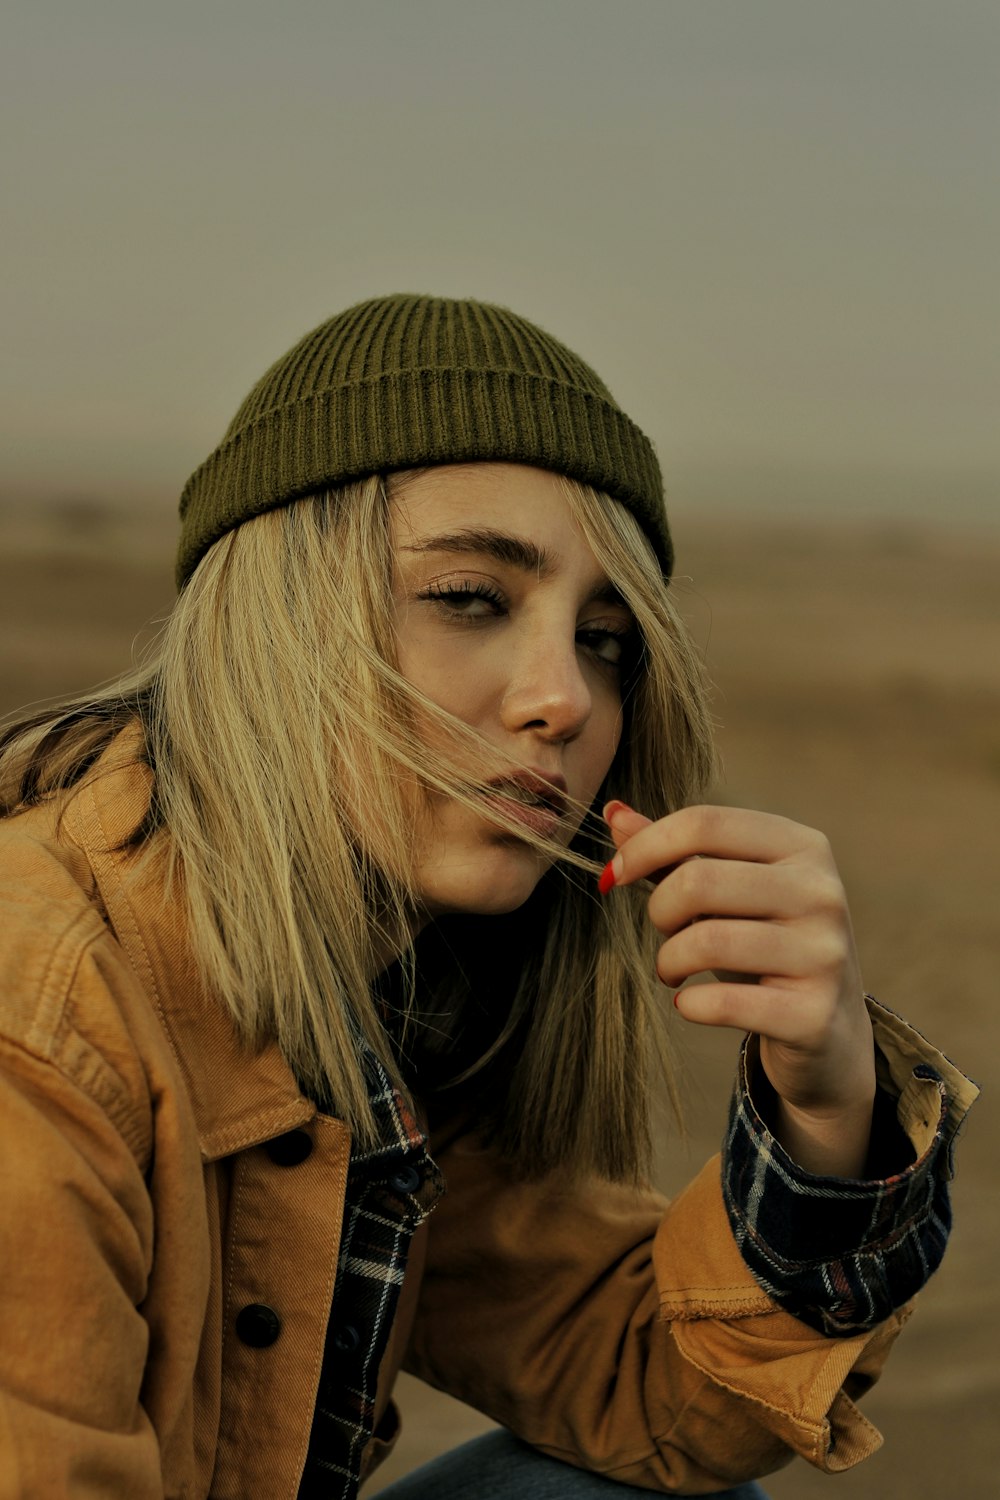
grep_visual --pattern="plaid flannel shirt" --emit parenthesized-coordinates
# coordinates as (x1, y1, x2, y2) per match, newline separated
(297, 1052, 444, 1500)
(299, 999, 970, 1495)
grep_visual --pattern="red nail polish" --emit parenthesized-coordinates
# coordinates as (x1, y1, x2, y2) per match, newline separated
(598, 860, 617, 894)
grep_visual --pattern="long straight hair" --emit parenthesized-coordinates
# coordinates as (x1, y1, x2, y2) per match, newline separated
(0, 475, 717, 1180)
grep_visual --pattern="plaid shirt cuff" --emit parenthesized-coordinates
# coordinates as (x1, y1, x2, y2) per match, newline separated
(721, 996, 978, 1338)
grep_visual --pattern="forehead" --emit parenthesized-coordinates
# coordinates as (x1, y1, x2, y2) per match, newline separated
(390, 462, 595, 556)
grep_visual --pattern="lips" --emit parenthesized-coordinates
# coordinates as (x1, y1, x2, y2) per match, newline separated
(477, 771, 570, 840)
(482, 771, 569, 817)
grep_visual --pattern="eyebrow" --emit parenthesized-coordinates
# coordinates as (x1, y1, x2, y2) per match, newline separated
(401, 527, 554, 576)
(400, 526, 628, 607)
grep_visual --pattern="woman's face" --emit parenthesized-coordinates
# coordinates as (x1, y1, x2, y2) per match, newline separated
(391, 463, 635, 920)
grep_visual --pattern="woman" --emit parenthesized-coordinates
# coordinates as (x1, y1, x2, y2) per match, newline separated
(0, 295, 975, 1498)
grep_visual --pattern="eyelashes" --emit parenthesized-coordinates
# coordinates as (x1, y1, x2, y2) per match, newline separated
(418, 580, 505, 616)
(415, 580, 637, 667)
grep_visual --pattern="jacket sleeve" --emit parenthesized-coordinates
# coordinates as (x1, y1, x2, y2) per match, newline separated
(404, 1127, 909, 1494)
(0, 930, 164, 1500)
(405, 1006, 976, 1492)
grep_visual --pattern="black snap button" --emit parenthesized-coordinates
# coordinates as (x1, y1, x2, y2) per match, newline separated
(235, 1303, 282, 1348)
(332, 1323, 361, 1354)
(389, 1164, 422, 1195)
(266, 1130, 313, 1166)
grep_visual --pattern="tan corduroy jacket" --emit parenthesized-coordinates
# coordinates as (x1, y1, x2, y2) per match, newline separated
(0, 740, 977, 1498)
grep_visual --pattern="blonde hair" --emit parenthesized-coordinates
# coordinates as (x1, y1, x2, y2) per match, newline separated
(0, 475, 716, 1180)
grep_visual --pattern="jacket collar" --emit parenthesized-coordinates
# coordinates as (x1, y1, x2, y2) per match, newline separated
(63, 727, 316, 1161)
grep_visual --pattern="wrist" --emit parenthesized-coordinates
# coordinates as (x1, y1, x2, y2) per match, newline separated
(746, 1040, 876, 1178)
(771, 1092, 875, 1178)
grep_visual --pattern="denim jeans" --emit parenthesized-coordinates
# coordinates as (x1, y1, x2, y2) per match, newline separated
(372, 1429, 770, 1498)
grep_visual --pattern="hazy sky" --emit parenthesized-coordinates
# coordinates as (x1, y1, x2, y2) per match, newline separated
(2, 0, 997, 521)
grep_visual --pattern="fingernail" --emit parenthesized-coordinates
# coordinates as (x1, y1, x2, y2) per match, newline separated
(602, 799, 632, 823)
(598, 855, 622, 894)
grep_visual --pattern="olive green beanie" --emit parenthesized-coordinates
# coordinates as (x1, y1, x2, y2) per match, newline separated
(177, 293, 671, 588)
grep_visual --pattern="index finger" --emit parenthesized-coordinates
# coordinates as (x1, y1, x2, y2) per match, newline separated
(603, 804, 827, 889)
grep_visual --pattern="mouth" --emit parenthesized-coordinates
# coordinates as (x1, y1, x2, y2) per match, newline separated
(479, 771, 570, 838)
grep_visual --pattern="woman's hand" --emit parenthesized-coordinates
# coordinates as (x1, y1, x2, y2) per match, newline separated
(602, 801, 876, 1178)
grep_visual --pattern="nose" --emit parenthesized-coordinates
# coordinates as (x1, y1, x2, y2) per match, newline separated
(499, 629, 593, 743)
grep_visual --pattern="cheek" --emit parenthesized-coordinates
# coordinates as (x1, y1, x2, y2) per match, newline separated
(396, 632, 493, 725)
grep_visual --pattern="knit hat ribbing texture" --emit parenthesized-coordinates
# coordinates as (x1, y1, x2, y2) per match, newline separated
(177, 294, 672, 588)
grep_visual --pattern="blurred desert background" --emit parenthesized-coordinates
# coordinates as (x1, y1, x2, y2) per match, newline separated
(2, 494, 996, 1496)
(3, 0, 998, 1492)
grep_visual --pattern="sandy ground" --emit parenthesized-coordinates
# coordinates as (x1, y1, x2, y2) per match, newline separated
(1, 498, 996, 1497)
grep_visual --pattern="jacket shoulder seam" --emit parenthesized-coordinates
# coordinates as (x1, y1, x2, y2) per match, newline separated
(9, 912, 153, 1164)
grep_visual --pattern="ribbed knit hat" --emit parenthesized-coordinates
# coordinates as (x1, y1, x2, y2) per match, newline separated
(177, 294, 671, 587)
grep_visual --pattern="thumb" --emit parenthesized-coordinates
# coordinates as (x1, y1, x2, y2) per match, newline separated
(602, 800, 652, 851)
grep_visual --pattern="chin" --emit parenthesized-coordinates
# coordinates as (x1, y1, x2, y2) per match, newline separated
(417, 839, 550, 920)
